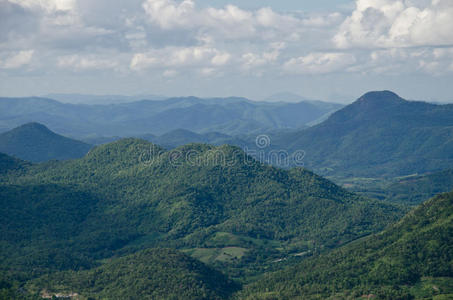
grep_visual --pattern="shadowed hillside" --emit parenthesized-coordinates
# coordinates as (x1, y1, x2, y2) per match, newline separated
(0, 123, 92, 162)
(270, 91, 453, 177)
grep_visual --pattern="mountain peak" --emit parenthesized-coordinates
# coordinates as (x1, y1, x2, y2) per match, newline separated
(15, 122, 53, 133)
(357, 90, 405, 104)
(0, 123, 92, 162)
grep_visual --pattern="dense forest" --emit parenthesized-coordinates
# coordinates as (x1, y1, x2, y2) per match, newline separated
(340, 169, 453, 206)
(1, 91, 452, 299)
(0, 138, 403, 298)
(26, 248, 239, 300)
(240, 191, 453, 299)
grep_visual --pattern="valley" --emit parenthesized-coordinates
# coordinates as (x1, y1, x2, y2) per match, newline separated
(0, 91, 452, 299)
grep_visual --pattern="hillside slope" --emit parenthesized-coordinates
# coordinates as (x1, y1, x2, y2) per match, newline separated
(272, 91, 453, 177)
(241, 191, 453, 299)
(27, 248, 239, 300)
(140, 129, 232, 149)
(0, 153, 28, 175)
(0, 123, 92, 162)
(344, 169, 453, 205)
(384, 169, 453, 204)
(0, 140, 402, 283)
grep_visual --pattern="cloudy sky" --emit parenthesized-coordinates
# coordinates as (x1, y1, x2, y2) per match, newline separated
(0, 0, 452, 103)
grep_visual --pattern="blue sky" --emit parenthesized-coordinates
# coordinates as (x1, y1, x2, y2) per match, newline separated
(0, 0, 452, 103)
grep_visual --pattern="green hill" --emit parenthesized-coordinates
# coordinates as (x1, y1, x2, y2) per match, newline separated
(0, 153, 28, 175)
(26, 248, 239, 300)
(0, 139, 402, 285)
(0, 123, 92, 162)
(271, 91, 453, 177)
(384, 169, 453, 205)
(343, 169, 453, 206)
(240, 191, 453, 299)
(140, 129, 232, 149)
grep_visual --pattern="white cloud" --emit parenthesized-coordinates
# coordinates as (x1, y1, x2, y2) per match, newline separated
(2, 0, 453, 101)
(163, 69, 178, 77)
(0, 50, 34, 69)
(130, 46, 231, 70)
(142, 0, 305, 42)
(417, 47, 453, 74)
(334, 0, 453, 48)
(130, 53, 157, 70)
(211, 52, 231, 66)
(8, 0, 76, 12)
(283, 52, 357, 74)
(57, 54, 118, 70)
(343, 46, 453, 75)
(142, 0, 196, 29)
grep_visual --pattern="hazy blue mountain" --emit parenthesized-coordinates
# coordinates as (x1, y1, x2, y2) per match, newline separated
(268, 91, 453, 177)
(264, 92, 312, 103)
(139, 129, 232, 149)
(0, 123, 92, 162)
(44, 93, 166, 104)
(81, 135, 122, 145)
(0, 96, 342, 138)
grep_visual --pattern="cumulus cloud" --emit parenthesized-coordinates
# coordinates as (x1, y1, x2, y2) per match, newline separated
(1, 0, 453, 99)
(57, 54, 118, 70)
(142, 0, 304, 42)
(8, 0, 76, 12)
(334, 0, 453, 48)
(283, 52, 357, 74)
(241, 42, 285, 70)
(130, 46, 231, 70)
(0, 50, 34, 69)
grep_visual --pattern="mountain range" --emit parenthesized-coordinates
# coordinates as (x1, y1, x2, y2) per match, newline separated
(0, 96, 342, 138)
(1, 90, 453, 299)
(266, 90, 453, 177)
(2, 90, 453, 184)
(0, 139, 402, 289)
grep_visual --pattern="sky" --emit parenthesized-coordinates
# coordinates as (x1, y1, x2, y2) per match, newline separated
(0, 0, 452, 103)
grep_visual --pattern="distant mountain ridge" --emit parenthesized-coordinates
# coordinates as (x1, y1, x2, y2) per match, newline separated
(139, 129, 232, 149)
(0, 96, 342, 138)
(270, 90, 453, 177)
(0, 122, 92, 162)
(44, 93, 167, 104)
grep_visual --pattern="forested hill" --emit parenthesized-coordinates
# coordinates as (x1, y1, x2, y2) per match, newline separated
(240, 191, 453, 299)
(0, 139, 402, 288)
(271, 90, 453, 177)
(0, 122, 92, 162)
(26, 248, 239, 300)
(0, 153, 29, 175)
